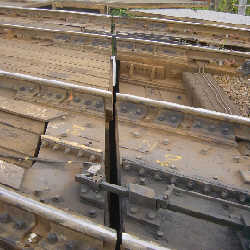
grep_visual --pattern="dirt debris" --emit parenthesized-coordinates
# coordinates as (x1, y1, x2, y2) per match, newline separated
(214, 74, 250, 118)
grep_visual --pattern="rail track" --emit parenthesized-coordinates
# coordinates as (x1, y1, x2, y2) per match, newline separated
(0, 69, 249, 249)
(0, 4, 249, 249)
(0, 6, 249, 51)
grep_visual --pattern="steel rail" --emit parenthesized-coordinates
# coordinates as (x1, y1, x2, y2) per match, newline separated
(0, 5, 249, 49)
(0, 23, 249, 60)
(0, 70, 249, 127)
(0, 185, 170, 250)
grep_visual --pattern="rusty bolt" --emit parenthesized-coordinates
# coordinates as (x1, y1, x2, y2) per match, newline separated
(47, 233, 58, 244)
(233, 156, 240, 163)
(14, 220, 26, 230)
(129, 206, 138, 214)
(0, 213, 11, 224)
(138, 168, 145, 177)
(147, 211, 156, 220)
(88, 209, 97, 218)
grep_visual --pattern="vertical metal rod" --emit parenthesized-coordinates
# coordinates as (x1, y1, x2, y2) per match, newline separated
(238, 0, 247, 15)
(104, 17, 123, 250)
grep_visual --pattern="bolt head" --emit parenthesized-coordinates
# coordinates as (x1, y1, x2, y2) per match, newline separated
(47, 233, 58, 244)
(14, 220, 26, 230)
(162, 139, 169, 145)
(170, 116, 177, 123)
(120, 105, 128, 113)
(129, 206, 138, 214)
(88, 209, 97, 218)
(157, 115, 165, 122)
(138, 168, 145, 177)
(0, 213, 11, 224)
(135, 108, 143, 115)
(139, 177, 146, 185)
(147, 211, 156, 220)
(155, 230, 164, 239)
(65, 240, 77, 250)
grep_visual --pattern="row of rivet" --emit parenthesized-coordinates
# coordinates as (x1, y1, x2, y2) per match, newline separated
(122, 161, 249, 205)
(41, 140, 101, 162)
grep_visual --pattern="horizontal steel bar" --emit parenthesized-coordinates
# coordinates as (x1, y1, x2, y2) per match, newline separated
(0, 69, 249, 128)
(0, 185, 171, 249)
(0, 185, 117, 244)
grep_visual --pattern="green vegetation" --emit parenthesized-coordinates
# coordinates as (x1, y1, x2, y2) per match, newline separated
(110, 8, 133, 17)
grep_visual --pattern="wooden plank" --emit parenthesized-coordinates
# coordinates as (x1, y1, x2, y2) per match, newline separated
(0, 160, 24, 189)
(0, 111, 45, 135)
(0, 96, 65, 122)
(0, 123, 40, 156)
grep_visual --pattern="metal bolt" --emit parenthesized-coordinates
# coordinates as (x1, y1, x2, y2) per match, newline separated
(73, 97, 81, 103)
(121, 105, 128, 113)
(147, 211, 156, 220)
(88, 209, 97, 218)
(14, 220, 26, 230)
(95, 100, 103, 108)
(0, 213, 11, 223)
(84, 100, 92, 106)
(56, 94, 62, 99)
(89, 154, 96, 162)
(19, 86, 26, 91)
(203, 185, 210, 194)
(138, 168, 145, 177)
(170, 176, 176, 184)
(162, 139, 169, 145)
(154, 173, 161, 181)
(52, 144, 59, 151)
(194, 121, 202, 128)
(80, 186, 88, 194)
(129, 206, 138, 214)
(221, 190, 228, 199)
(222, 127, 229, 135)
(65, 240, 77, 250)
(155, 230, 164, 239)
(139, 177, 146, 185)
(132, 131, 141, 138)
(47, 233, 58, 244)
(239, 194, 246, 203)
(41, 141, 48, 148)
(157, 115, 165, 121)
(123, 164, 131, 171)
(170, 116, 177, 123)
(95, 193, 102, 200)
(51, 195, 63, 203)
(64, 148, 71, 154)
(77, 150, 84, 158)
(135, 108, 143, 115)
(233, 156, 240, 163)
(208, 124, 216, 132)
(187, 181, 194, 189)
